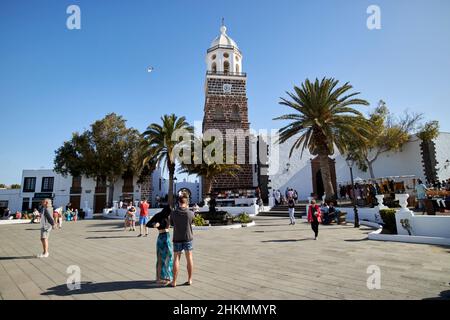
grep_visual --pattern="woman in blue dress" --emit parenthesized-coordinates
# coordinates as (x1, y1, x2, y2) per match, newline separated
(147, 205, 173, 285)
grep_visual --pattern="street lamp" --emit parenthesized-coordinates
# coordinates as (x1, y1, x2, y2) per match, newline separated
(345, 156, 360, 228)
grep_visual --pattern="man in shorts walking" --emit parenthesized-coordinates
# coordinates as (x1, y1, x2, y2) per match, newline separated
(138, 198, 150, 237)
(38, 198, 55, 258)
(170, 194, 194, 287)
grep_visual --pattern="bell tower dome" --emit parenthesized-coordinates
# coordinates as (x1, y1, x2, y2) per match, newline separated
(206, 23, 243, 75)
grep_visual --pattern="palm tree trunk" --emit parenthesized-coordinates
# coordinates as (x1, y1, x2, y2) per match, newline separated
(368, 161, 375, 179)
(318, 154, 335, 201)
(168, 166, 175, 209)
(107, 179, 115, 208)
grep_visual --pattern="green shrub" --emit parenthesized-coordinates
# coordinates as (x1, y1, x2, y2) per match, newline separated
(193, 214, 207, 227)
(233, 213, 253, 224)
(379, 209, 397, 234)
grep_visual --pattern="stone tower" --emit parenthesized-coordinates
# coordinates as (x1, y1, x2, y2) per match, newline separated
(202, 24, 254, 195)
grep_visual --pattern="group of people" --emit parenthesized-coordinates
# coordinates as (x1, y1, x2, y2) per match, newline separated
(36, 194, 196, 288)
(123, 199, 150, 236)
(273, 188, 299, 206)
(422, 179, 450, 191)
(146, 194, 194, 287)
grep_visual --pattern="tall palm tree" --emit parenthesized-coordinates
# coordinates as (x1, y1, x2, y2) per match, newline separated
(274, 78, 371, 201)
(142, 114, 192, 207)
(179, 136, 241, 197)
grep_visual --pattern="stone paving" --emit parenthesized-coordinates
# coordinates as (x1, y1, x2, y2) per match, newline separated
(0, 216, 449, 300)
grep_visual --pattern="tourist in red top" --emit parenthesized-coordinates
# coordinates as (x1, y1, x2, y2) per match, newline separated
(307, 199, 322, 240)
(138, 199, 150, 237)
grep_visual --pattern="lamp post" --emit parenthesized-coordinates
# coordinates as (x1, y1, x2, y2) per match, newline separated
(173, 177, 178, 205)
(346, 156, 360, 228)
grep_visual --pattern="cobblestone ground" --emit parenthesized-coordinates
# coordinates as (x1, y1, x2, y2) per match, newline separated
(0, 217, 449, 300)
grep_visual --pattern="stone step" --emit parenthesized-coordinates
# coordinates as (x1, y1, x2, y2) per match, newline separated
(258, 212, 305, 218)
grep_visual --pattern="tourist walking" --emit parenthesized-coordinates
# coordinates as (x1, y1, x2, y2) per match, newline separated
(124, 206, 136, 231)
(38, 199, 55, 258)
(415, 179, 429, 214)
(170, 194, 195, 287)
(147, 205, 173, 286)
(288, 196, 296, 225)
(307, 200, 322, 240)
(138, 199, 150, 237)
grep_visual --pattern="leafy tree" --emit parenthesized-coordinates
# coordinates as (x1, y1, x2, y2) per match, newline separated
(10, 184, 21, 189)
(274, 78, 371, 201)
(417, 120, 440, 142)
(142, 114, 193, 208)
(54, 113, 144, 207)
(0, 184, 6, 188)
(347, 100, 424, 178)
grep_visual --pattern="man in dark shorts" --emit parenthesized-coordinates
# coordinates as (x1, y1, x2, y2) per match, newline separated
(170, 194, 194, 287)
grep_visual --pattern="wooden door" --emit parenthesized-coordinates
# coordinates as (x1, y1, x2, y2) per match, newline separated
(70, 195, 81, 210)
(94, 195, 106, 214)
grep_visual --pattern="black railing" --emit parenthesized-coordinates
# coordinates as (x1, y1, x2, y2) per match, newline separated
(206, 71, 246, 77)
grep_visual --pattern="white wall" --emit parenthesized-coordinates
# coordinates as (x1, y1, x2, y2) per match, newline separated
(0, 189, 21, 212)
(175, 180, 200, 204)
(267, 133, 450, 201)
(435, 132, 450, 181)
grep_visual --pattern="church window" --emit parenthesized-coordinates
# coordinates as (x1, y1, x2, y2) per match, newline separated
(231, 105, 241, 121)
(213, 104, 225, 120)
(212, 54, 216, 60)
(224, 61, 230, 74)
(223, 52, 229, 58)
(212, 62, 217, 73)
(235, 64, 240, 73)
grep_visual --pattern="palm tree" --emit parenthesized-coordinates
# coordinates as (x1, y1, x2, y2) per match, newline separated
(142, 114, 192, 207)
(179, 137, 241, 197)
(274, 78, 371, 201)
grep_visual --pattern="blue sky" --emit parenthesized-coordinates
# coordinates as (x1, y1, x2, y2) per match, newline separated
(1, 0, 450, 185)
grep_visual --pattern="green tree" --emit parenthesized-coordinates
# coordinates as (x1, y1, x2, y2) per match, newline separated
(347, 100, 423, 178)
(0, 184, 6, 189)
(54, 113, 144, 207)
(274, 78, 371, 201)
(10, 184, 21, 189)
(142, 114, 192, 208)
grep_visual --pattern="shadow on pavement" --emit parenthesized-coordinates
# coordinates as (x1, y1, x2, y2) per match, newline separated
(0, 256, 36, 260)
(422, 290, 450, 300)
(87, 230, 124, 233)
(85, 236, 140, 240)
(42, 280, 163, 296)
(261, 239, 312, 243)
(344, 238, 369, 242)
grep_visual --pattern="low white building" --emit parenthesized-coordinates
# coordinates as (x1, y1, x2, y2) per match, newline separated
(0, 188, 21, 215)
(0, 168, 173, 213)
(267, 132, 450, 200)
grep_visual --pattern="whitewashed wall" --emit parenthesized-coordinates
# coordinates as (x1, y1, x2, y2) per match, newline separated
(175, 180, 201, 204)
(268, 133, 450, 201)
(0, 189, 21, 212)
(435, 132, 450, 181)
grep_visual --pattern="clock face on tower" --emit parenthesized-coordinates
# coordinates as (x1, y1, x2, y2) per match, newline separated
(223, 83, 232, 94)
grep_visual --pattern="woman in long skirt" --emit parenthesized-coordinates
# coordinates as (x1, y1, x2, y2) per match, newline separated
(148, 206, 173, 285)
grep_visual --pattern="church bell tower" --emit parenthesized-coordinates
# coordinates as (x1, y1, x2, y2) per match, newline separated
(202, 23, 254, 195)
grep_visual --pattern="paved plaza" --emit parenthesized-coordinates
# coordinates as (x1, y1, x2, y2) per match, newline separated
(0, 217, 449, 300)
